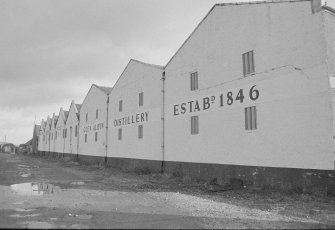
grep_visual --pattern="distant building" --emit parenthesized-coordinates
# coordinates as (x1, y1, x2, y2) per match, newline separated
(54, 108, 68, 156)
(64, 100, 81, 157)
(31, 124, 40, 154)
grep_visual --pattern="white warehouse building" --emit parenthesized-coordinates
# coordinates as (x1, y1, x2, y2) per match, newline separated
(162, 0, 335, 191)
(35, 0, 335, 193)
(64, 100, 81, 158)
(78, 84, 112, 164)
(107, 59, 164, 172)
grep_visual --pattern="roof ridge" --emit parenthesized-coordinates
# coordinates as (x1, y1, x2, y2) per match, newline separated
(322, 5, 335, 14)
(164, 0, 313, 68)
(215, 0, 310, 7)
(130, 59, 164, 69)
(93, 84, 113, 94)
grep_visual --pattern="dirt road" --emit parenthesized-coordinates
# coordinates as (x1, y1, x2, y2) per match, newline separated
(0, 153, 334, 229)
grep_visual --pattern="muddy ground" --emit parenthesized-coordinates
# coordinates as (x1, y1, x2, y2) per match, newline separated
(0, 153, 335, 229)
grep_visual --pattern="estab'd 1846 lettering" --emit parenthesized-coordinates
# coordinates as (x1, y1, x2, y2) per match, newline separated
(173, 85, 260, 116)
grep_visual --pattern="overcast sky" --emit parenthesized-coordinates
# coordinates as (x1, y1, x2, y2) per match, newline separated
(0, 0, 333, 145)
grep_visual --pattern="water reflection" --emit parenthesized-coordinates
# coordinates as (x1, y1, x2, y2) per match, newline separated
(10, 182, 56, 196)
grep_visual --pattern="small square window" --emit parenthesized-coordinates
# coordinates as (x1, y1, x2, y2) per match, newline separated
(190, 72, 198, 91)
(191, 116, 199, 135)
(138, 125, 143, 139)
(245, 106, 257, 130)
(242, 50, 255, 76)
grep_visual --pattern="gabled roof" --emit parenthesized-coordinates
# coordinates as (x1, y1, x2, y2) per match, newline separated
(323, 5, 335, 14)
(45, 116, 52, 130)
(25, 139, 32, 145)
(55, 108, 68, 127)
(164, 0, 318, 68)
(34, 125, 41, 135)
(64, 111, 69, 119)
(52, 115, 59, 128)
(81, 84, 113, 107)
(112, 59, 163, 91)
(93, 84, 113, 94)
(129, 59, 164, 69)
(75, 104, 82, 112)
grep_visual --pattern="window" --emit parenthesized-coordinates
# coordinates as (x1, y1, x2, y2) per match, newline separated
(70, 127, 72, 141)
(95, 132, 98, 142)
(51, 133, 53, 140)
(191, 116, 199, 135)
(138, 125, 143, 139)
(190, 72, 198, 91)
(86, 113, 88, 122)
(118, 128, 122, 140)
(85, 134, 87, 143)
(75, 125, 78, 137)
(139, 92, 144, 106)
(245, 106, 257, 130)
(96, 109, 99, 119)
(43, 134, 45, 141)
(55, 131, 57, 140)
(119, 100, 123, 112)
(242, 50, 255, 76)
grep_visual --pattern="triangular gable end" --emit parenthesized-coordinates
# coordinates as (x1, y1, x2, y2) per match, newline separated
(112, 59, 163, 90)
(65, 101, 80, 126)
(55, 107, 67, 128)
(164, 0, 317, 68)
(81, 84, 112, 107)
(45, 116, 52, 131)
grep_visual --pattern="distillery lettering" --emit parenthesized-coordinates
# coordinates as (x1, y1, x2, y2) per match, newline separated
(174, 85, 260, 116)
(83, 123, 104, 133)
(114, 112, 149, 127)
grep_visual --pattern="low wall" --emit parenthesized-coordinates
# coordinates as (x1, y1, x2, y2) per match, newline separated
(106, 157, 162, 174)
(34, 151, 335, 195)
(163, 161, 335, 196)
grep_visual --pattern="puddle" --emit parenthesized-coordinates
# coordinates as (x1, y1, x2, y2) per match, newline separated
(17, 165, 29, 168)
(15, 208, 37, 212)
(71, 181, 85, 185)
(76, 214, 92, 220)
(10, 182, 58, 196)
(10, 213, 40, 218)
(21, 221, 55, 229)
(20, 173, 31, 177)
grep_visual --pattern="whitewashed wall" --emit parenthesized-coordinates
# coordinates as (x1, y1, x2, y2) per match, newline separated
(324, 9, 335, 164)
(50, 114, 57, 153)
(107, 60, 163, 161)
(164, 1, 334, 170)
(79, 86, 108, 157)
(37, 120, 45, 152)
(324, 9, 335, 79)
(64, 101, 79, 154)
(55, 109, 66, 154)
(44, 116, 51, 153)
